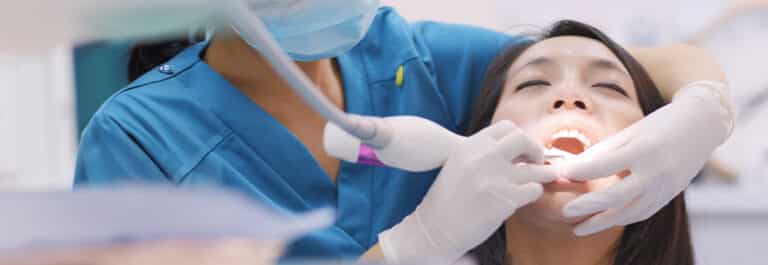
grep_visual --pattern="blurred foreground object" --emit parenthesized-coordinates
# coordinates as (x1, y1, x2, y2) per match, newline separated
(0, 239, 283, 265)
(0, 0, 221, 52)
(0, 185, 332, 264)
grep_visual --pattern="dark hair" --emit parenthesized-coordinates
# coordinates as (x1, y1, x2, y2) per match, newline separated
(466, 20, 693, 265)
(127, 29, 207, 81)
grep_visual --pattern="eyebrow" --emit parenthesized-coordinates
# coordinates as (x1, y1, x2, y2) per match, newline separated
(507, 57, 555, 77)
(588, 59, 629, 75)
(520, 57, 555, 69)
(512, 56, 628, 76)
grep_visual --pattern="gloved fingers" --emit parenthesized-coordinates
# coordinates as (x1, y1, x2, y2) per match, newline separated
(572, 127, 631, 161)
(560, 143, 634, 181)
(572, 207, 625, 236)
(486, 181, 543, 212)
(574, 199, 656, 236)
(562, 175, 645, 218)
(477, 120, 518, 141)
(496, 130, 545, 163)
(513, 164, 559, 183)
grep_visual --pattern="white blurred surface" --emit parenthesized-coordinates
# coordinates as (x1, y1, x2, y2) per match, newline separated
(381, 0, 504, 31)
(0, 0, 217, 52)
(699, 11, 768, 189)
(0, 185, 333, 251)
(689, 215, 768, 265)
(382, 0, 726, 44)
(687, 187, 768, 265)
(0, 47, 76, 191)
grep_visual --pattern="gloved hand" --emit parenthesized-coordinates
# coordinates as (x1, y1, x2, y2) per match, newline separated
(378, 120, 558, 264)
(560, 81, 733, 236)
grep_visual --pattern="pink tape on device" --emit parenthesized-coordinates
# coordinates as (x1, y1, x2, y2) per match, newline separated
(358, 144, 385, 166)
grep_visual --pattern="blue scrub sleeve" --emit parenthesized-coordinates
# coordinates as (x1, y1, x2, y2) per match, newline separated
(411, 22, 528, 132)
(74, 114, 170, 186)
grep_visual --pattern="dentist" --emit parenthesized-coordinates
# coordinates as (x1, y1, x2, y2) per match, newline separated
(75, 0, 732, 263)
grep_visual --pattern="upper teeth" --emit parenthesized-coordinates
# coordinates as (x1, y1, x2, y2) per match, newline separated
(551, 129, 592, 148)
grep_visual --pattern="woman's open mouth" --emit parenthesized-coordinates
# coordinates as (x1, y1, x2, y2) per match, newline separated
(544, 127, 597, 185)
(546, 128, 594, 155)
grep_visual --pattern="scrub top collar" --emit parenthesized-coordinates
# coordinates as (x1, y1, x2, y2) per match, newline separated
(151, 24, 430, 246)
(352, 15, 427, 83)
(172, 41, 337, 208)
(159, 39, 414, 210)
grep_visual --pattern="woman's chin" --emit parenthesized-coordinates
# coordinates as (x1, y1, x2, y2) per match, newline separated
(512, 176, 621, 227)
(516, 189, 591, 226)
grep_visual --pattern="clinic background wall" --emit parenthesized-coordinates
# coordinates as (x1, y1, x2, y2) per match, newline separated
(381, 0, 725, 45)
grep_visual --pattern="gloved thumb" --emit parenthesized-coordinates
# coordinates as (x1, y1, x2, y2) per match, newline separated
(477, 120, 519, 141)
(559, 131, 633, 181)
(497, 131, 545, 163)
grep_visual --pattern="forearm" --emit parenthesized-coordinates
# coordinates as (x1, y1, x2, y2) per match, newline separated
(629, 44, 727, 102)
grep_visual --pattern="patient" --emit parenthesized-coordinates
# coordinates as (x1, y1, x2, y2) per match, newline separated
(466, 20, 692, 265)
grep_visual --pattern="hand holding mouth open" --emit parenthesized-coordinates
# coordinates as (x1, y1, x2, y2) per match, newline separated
(553, 84, 730, 236)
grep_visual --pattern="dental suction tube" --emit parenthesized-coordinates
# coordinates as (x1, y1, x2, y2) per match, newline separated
(222, 0, 392, 148)
(221, 0, 473, 172)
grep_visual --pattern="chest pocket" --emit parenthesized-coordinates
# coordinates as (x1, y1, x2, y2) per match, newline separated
(369, 58, 455, 130)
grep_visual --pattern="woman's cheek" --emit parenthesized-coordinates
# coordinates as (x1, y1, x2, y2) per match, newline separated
(507, 98, 543, 124)
(492, 100, 530, 125)
(599, 100, 645, 131)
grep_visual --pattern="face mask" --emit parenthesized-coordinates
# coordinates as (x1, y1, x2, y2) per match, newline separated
(240, 0, 380, 61)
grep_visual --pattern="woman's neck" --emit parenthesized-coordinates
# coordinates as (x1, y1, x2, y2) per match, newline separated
(504, 217, 623, 265)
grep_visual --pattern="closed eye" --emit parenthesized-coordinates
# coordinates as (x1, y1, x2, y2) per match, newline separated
(592, 82, 629, 97)
(516, 80, 551, 91)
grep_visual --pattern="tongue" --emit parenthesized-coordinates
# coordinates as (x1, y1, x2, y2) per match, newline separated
(551, 137, 585, 155)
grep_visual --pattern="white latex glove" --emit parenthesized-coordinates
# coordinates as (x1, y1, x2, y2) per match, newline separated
(378, 121, 558, 264)
(560, 81, 734, 236)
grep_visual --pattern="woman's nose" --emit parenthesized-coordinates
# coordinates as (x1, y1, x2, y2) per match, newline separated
(550, 96, 591, 113)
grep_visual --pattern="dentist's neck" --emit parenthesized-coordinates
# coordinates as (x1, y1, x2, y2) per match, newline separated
(504, 217, 623, 265)
(203, 29, 346, 182)
(204, 29, 344, 109)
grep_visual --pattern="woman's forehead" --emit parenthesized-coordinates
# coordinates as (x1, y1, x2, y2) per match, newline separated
(510, 36, 627, 73)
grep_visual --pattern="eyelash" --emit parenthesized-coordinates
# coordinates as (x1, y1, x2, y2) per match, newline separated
(515, 80, 550, 91)
(592, 82, 629, 97)
(515, 80, 629, 98)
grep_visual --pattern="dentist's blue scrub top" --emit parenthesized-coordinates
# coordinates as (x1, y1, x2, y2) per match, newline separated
(74, 7, 525, 261)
